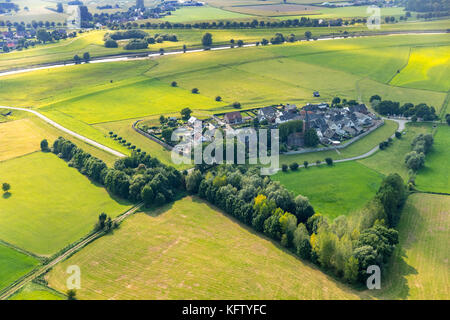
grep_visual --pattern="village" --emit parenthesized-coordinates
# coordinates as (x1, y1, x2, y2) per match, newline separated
(136, 99, 381, 153)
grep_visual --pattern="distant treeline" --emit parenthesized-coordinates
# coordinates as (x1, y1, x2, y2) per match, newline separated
(186, 165, 406, 284)
(402, 0, 449, 12)
(51, 137, 183, 206)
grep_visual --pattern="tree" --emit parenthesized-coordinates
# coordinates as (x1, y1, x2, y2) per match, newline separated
(83, 52, 90, 63)
(56, 2, 63, 13)
(304, 128, 319, 147)
(289, 162, 299, 171)
(404, 151, 425, 171)
(332, 97, 341, 105)
(186, 170, 202, 193)
(215, 96, 222, 102)
(183, 44, 187, 53)
(344, 256, 359, 284)
(2, 182, 10, 194)
(40, 139, 49, 151)
(67, 289, 77, 300)
(181, 107, 192, 120)
(73, 54, 81, 64)
(159, 48, 164, 55)
(237, 39, 244, 47)
(281, 164, 288, 172)
(202, 32, 212, 47)
(303, 161, 308, 168)
(446, 114, 450, 125)
(304, 31, 312, 40)
(95, 212, 107, 231)
(161, 128, 174, 143)
(293, 223, 311, 259)
(37, 29, 51, 43)
(232, 102, 241, 109)
(294, 195, 315, 223)
(159, 115, 166, 124)
(104, 39, 118, 48)
(395, 131, 402, 139)
(171, 81, 177, 87)
(141, 185, 154, 207)
(325, 157, 333, 166)
(191, 88, 199, 94)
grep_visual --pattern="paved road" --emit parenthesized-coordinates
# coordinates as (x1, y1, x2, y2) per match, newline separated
(0, 203, 143, 300)
(0, 106, 126, 158)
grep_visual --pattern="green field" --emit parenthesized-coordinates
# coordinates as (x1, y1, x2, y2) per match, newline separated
(162, 6, 254, 22)
(358, 123, 432, 181)
(390, 46, 450, 92)
(8, 283, 65, 300)
(272, 161, 384, 219)
(275, 6, 407, 20)
(372, 193, 449, 299)
(0, 244, 39, 290)
(46, 197, 364, 299)
(415, 125, 450, 193)
(0, 152, 131, 256)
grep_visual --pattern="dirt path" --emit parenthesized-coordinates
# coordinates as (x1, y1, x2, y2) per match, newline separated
(0, 106, 126, 158)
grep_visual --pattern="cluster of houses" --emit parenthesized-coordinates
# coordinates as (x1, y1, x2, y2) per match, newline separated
(140, 101, 380, 152)
(0, 29, 35, 50)
(221, 102, 379, 147)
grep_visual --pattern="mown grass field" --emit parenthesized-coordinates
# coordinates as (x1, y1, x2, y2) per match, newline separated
(372, 193, 449, 300)
(8, 283, 65, 300)
(275, 6, 406, 20)
(0, 19, 447, 71)
(46, 196, 364, 300)
(415, 125, 450, 193)
(0, 152, 131, 256)
(390, 45, 450, 92)
(162, 6, 254, 22)
(272, 162, 384, 219)
(0, 244, 39, 290)
(0, 115, 119, 166)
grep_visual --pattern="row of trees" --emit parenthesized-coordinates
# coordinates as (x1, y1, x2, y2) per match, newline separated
(51, 137, 183, 206)
(371, 96, 438, 121)
(187, 166, 405, 284)
(405, 133, 434, 172)
(102, 17, 346, 31)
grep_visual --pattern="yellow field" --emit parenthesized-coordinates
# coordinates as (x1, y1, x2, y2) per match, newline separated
(0, 118, 53, 161)
(46, 197, 364, 300)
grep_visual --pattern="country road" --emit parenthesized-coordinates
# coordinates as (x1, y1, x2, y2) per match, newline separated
(0, 106, 126, 158)
(0, 203, 143, 300)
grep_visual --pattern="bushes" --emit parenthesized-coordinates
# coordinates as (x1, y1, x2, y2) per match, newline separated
(104, 39, 118, 48)
(124, 39, 148, 50)
(289, 162, 299, 171)
(325, 158, 333, 166)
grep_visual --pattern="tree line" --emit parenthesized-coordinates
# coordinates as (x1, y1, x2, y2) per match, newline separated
(51, 137, 183, 207)
(186, 165, 406, 285)
(371, 95, 438, 121)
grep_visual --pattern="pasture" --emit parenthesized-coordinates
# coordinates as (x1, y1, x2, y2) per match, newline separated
(46, 197, 363, 300)
(162, 6, 254, 22)
(0, 152, 131, 256)
(372, 193, 449, 300)
(390, 45, 450, 92)
(358, 123, 432, 181)
(0, 244, 39, 290)
(415, 125, 450, 193)
(272, 161, 384, 219)
(8, 283, 65, 300)
(275, 6, 406, 20)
